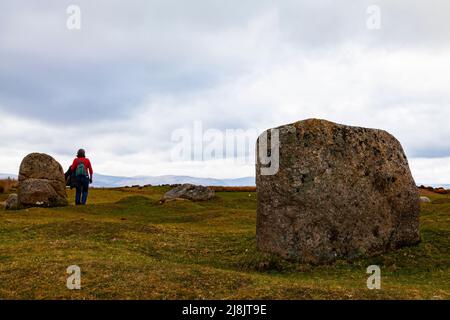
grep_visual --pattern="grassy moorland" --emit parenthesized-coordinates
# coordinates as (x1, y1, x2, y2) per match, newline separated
(0, 186, 448, 300)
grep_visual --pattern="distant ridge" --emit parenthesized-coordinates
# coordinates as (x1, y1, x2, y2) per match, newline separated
(2, 172, 448, 189)
(0, 173, 254, 187)
(0, 173, 17, 180)
(92, 174, 255, 187)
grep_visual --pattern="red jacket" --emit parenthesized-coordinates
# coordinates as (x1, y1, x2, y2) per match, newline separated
(71, 157, 93, 176)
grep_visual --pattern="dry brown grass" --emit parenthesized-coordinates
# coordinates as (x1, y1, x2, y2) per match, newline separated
(418, 185, 450, 195)
(208, 186, 256, 192)
(0, 178, 18, 194)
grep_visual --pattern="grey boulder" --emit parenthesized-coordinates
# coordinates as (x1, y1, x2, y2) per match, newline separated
(4, 193, 19, 210)
(419, 196, 431, 203)
(161, 184, 215, 202)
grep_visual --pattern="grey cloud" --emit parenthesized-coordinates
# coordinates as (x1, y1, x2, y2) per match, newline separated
(0, 0, 449, 179)
(0, 56, 223, 123)
(2, 0, 448, 124)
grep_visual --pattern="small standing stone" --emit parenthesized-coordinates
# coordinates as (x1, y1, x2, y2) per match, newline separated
(4, 193, 19, 210)
(18, 153, 68, 208)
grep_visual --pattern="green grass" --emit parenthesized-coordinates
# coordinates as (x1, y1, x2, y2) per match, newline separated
(0, 187, 448, 299)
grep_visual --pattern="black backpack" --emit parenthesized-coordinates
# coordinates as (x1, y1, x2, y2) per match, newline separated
(65, 167, 78, 189)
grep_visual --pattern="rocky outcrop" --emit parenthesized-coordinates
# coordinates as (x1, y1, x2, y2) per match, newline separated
(256, 119, 420, 264)
(160, 184, 215, 202)
(18, 153, 68, 208)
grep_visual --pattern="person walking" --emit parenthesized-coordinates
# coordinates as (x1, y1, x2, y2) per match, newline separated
(71, 149, 93, 205)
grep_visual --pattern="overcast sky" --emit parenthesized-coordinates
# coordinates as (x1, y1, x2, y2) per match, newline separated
(1, 0, 449, 183)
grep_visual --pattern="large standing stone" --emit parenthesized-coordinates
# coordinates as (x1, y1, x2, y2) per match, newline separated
(18, 153, 68, 208)
(256, 119, 420, 264)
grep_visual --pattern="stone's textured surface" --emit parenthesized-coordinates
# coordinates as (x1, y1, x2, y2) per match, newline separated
(419, 196, 431, 203)
(18, 153, 68, 208)
(18, 179, 67, 207)
(256, 119, 420, 264)
(161, 184, 215, 202)
(4, 193, 18, 210)
(19, 153, 66, 182)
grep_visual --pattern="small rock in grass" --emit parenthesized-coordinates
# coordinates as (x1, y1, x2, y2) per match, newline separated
(4, 193, 19, 210)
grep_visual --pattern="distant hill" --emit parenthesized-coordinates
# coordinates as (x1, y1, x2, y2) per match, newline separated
(92, 174, 255, 187)
(0, 173, 255, 187)
(417, 183, 450, 189)
(0, 173, 17, 180)
(3, 172, 449, 189)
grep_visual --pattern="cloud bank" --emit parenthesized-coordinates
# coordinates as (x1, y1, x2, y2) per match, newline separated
(0, 0, 449, 183)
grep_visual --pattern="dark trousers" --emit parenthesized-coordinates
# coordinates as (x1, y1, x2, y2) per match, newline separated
(75, 176, 89, 205)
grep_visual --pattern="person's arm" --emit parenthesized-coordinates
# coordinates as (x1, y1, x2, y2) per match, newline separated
(87, 159, 93, 183)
